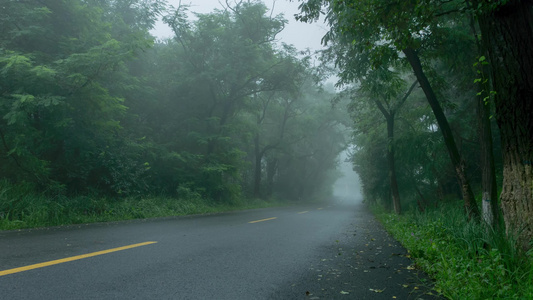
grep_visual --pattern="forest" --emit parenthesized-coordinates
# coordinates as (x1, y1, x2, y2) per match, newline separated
(0, 0, 350, 226)
(295, 0, 532, 298)
(1, 0, 532, 298)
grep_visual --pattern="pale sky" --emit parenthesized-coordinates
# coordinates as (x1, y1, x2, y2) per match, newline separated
(150, 0, 328, 52)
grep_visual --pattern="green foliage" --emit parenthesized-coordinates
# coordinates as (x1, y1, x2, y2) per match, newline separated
(0, 0, 160, 193)
(122, 2, 348, 202)
(376, 203, 533, 299)
(298, 0, 504, 215)
(0, 0, 348, 228)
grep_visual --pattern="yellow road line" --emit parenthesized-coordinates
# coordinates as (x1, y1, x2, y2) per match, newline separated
(297, 211, 309, 214)
(248, 217, 277, 224)
(0, 241, 157, 277)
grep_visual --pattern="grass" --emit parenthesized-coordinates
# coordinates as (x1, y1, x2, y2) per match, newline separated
(0, 180, 289, 231)
(373, 202, 533, 299)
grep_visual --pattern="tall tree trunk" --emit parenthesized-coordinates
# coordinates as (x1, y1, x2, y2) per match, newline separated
(475, 0, 533, 250)
(374, 102, 400, 215)
(386, 114, 402, 214)
(477, 94, 500, 228)
(373, 80, 417, 214)
(403, 47, 481, 220)
(468, 6, 501, 228)
(374, 100, 401, 214)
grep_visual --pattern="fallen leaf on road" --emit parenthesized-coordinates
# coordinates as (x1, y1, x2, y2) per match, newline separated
(340, 291, 349, 295)
(369, 288, 384, 293)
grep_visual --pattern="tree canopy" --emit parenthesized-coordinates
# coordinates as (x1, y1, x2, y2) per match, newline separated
(296, 0, 532, 249)
(0, 0, 348, 206)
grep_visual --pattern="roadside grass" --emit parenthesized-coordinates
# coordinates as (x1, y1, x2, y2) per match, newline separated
(373, 202, 533, 299)
(0, 180, 289, 231)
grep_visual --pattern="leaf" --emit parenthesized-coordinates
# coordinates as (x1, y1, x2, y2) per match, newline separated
(31, 65, 57, 79)
(340, 291, 349, 295)
(19, 94, 35, 104)
(369, 288, 384, 293)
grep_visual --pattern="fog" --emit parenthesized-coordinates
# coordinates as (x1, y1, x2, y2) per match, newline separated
(333, 150, 363, 203)
(151, 0, 328, 52)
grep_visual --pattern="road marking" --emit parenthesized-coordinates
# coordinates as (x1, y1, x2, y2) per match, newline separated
(297, 211, 309, 214)
(0, 241, 157, 277)
(248, 217, 277, 223)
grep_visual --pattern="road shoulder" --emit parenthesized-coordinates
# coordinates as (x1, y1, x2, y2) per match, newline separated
(272, 202, 443, 299)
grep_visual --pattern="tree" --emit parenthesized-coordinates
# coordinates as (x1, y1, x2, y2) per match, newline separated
(467, 9, 500, 228)
(359, 69, 418, 214)
(473, 0, 533, 250)
(120, 1, 348, 202)
(0, 0, 162, 194)
(296, 0, 481, 219)
(247, 48, 313, 198)
(0, 0, 353, 207)
(156, 1, 296, 201)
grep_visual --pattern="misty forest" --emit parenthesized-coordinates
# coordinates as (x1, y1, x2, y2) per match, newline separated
(1, 0, 532, 298)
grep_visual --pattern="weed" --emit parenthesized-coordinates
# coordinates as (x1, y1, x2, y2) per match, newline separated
(374, 201, 533, 299)
(0, 180, 289, 230)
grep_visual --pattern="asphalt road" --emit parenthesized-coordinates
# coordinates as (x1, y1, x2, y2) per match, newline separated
(0, 198, 439, 299)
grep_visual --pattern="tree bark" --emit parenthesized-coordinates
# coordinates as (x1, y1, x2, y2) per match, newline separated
(475, 0, 533, 250)
(403, 47, 481, 220)
(387, 116, 402, 214)
(375, 102, 402, 215)
(477, 92, 500, 228)
(467, 6, 501, 228)
(373, 80, 417, 214)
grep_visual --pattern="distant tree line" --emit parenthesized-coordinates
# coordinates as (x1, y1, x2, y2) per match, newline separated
(0, 0, 348, 204)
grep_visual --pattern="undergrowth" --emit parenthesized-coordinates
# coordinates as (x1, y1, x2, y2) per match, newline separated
(374, 202, 533, 299)
(0, 180, 287, 231)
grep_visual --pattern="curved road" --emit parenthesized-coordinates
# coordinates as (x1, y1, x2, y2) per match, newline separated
(0, 199, 438, 299)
